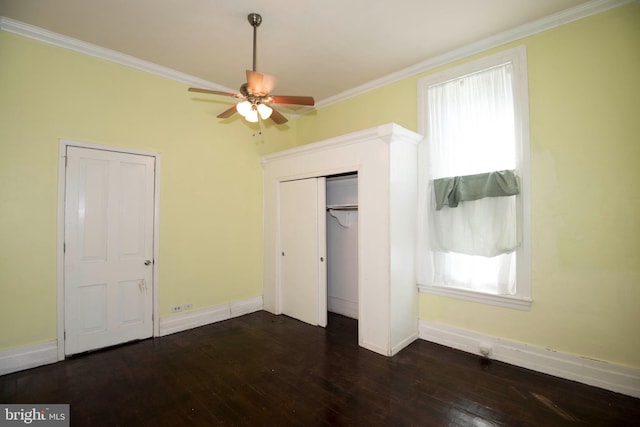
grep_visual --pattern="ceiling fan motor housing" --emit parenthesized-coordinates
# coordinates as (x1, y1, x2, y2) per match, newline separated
(239, 83, 261, 104)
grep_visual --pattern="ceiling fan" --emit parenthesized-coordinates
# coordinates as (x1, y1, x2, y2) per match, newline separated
(188, 13, 315, 125)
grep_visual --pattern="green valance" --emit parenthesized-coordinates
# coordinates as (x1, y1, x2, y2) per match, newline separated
(433, 170, 520, 210)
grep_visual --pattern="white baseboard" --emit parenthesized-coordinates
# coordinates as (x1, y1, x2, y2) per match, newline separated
(0, 341, 58, 376)
(419, 320, 640, 399)
(159, 295, 263, 337)
(0, 296, 264, 376)
(391, 332, 419, 357)
(328, 296, 358, 319)
(230, 295, 264, 317)
(360, 339, 390, 356)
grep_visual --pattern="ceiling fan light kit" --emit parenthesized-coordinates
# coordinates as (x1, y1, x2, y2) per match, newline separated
(236, 100, 253, 117)
(257, 103, 273, 120)
(188, 13, 314, 125)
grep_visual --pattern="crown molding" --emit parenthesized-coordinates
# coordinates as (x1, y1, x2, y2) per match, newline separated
(316, 0, 634, 108)
(0, 16, 233, 92)
(1, 0, 634, 108)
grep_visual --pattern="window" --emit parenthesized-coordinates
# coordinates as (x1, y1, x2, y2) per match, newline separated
(417, 46, 531, 310)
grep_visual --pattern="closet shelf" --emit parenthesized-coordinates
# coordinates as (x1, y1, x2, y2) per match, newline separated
(327, 204, 358, 211)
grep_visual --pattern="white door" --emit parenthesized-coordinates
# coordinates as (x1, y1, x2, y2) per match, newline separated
(280, 178, 327, 327)
(64, 146, 155, 355)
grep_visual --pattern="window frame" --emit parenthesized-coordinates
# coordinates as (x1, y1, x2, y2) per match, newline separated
(417, 45, 532, 310)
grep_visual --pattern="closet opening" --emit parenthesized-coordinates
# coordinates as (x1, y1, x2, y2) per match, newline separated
(325, 172, 358, 333)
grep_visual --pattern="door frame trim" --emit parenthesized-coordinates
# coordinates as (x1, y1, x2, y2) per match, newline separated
(56, 139, 161, 361)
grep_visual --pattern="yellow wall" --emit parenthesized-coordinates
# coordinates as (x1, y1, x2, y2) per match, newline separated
(296, 4, 640, 368)
(0, 31, 295, 350)
(2, 3, 638, 371)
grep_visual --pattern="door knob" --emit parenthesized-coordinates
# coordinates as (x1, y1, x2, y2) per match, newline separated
(144, 260, 152, 266)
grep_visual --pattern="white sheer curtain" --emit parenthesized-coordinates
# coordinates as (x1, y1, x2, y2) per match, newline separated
(418, 63, 519, 295)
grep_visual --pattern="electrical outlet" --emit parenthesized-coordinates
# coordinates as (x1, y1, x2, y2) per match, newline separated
(183, 303, 193, 311)
(171, 305, 182, 313)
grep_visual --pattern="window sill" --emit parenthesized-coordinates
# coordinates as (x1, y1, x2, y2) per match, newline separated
(418, 284, 532, 311)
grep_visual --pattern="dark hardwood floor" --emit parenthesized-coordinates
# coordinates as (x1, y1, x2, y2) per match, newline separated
(1, 312, 639, 426)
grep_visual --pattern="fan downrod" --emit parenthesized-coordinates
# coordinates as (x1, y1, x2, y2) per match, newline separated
(247, 13, 262, 72)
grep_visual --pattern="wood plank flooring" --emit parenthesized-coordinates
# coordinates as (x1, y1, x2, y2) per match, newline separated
(2, 312, 639, 426)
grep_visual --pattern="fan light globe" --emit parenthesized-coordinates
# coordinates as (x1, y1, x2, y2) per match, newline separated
(257, 103, 273, 120)
(236, 100, 252, 116)
(245, 109, 259, 123)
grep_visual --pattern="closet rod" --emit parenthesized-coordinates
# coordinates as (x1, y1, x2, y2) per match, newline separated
(326, 204, 358, 211)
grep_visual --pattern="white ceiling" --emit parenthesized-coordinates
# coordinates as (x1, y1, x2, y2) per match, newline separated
(1, 0, 596, 104)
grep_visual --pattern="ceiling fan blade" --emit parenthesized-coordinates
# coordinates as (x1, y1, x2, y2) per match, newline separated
(188, 87, 242, 98)
(267, 95, 315, 106)
(269, 107, 288, 125)
(246, 70, 276, 96)
(217, 105, 238, 119)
